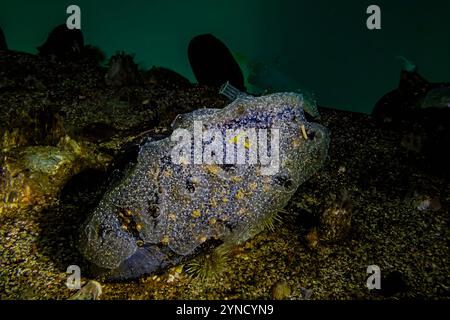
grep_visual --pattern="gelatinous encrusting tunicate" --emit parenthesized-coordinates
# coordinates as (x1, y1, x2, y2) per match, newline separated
(79, 92, 330, 280)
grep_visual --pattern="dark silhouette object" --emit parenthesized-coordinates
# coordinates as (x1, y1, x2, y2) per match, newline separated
(373, 69, 450, 177)
(82, 45, 106, 65)
(38, 24, 84, 58)
(105, 52, 141, 87)
(372, 70, 449, 124)
(372, 71, 428, 124)
(0, 26, 7, 50)
(188, 34, 245, 91)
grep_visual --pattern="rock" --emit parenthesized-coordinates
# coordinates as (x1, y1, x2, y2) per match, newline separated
(188, 34, 245, 91)
(0, 26, 7, 51)
(145, 67, 191, 89)
(81, 45, 106, 66)
(398, 109, 450, 177)
(38, 24, 84, 58)
(372, 68, 450, 125)
(79, 92, 330, 280)
(105, 52, 141, 87)
(372, 70, 430, 124)
(270, 280, 291, 300)
(421, 86, 450, 109)
(0, 136, 112, 216)
(401, 132, 423, 153)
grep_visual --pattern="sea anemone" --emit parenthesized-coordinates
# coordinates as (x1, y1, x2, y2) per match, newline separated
(185, 246, 230, 282)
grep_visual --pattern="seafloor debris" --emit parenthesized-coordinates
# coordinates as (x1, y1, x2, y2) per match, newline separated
(80, 92, 330, 280)
(300, 287, 313, 300)
(415, 196, 442, 212)
(319, 190, 352, 243)
(270, 280, 291, 300)
(305, 227, 319, 249)
(68, 280, 103, 300)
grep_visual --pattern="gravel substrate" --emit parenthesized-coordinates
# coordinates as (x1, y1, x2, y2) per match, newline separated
(1, 107, 448, 300)
(1, 50, 448, 300)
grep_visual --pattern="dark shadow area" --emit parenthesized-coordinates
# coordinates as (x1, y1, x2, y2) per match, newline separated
(33, 140, 144, 277)
(34, 169, 108, 274)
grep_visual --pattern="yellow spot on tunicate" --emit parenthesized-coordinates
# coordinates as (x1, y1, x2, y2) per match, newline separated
(199, 235, 207, 243)
(191, 177, 200, 184)
(264, 176, 272, 183)
(136, 224, 142, 232)
(168, 213, 177, 221)
(228, 132, 252, 149)
(147, 167, 158, 178)
(161, 236, 170, 245)
(249, 182, 257, 190)
(301, 125, 308, 140)
(231, 176, 243, 183)
(179, 157, 190, 166)
(236, 104, 245, 114)
(210, 198, 217, 208)
(235, 189, 245, 200)
(206, 165, 220, 176)
(175, 265, 183, 274)
(136, 240, 144, 247)
(163, 169, 172, 177)
(125, 209, 133, 216)
(222, 197, 229, 203)
(192, 210, 201, 218)
(238, 208, 247, 215)
(292, 138, 301, 148)
(209, 218, 217, 225)
(121, 225, 128, 231)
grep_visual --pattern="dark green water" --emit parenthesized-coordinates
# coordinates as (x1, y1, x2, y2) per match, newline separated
(1, 0, 449, 113)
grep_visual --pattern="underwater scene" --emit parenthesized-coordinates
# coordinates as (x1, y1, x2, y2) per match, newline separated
(0, 0, 449, 302)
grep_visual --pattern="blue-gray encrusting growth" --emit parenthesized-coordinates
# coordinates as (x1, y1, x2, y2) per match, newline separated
(79, 92, 330, 280)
